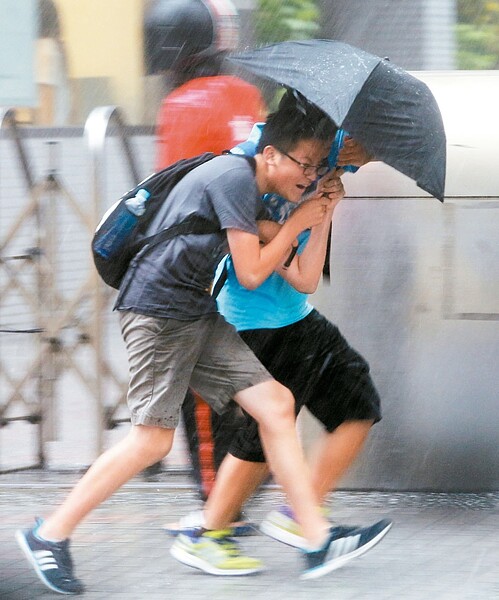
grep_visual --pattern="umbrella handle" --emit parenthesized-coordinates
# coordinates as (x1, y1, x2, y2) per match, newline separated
(328, 129, 359, 173)
(282, 244, 299, 269)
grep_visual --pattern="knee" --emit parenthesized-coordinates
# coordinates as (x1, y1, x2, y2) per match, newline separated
(262, 383, 296, 426)
(129, 425, 174, 464)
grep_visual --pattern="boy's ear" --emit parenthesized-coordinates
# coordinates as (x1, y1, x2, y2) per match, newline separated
(262, 145, 278, 165)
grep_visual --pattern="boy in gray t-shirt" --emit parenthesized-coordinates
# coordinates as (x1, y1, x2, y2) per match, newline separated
(115, 154, 264, 321)
(16, 98, 389, 594)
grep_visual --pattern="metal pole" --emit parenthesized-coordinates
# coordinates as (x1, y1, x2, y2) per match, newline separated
(40, 142, 61, 449)
(0, 108, 35, 190)
(84, 106, 140, 457)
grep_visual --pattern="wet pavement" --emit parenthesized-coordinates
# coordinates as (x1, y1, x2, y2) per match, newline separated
(1, 470, 498, 600)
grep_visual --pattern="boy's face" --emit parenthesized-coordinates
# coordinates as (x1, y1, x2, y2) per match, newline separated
(266, 138, 330, 203)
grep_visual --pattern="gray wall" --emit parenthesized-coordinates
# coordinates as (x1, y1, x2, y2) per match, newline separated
(301, 197, 499, 492)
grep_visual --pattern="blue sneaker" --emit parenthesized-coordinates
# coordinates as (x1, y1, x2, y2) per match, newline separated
(15, 519, 85, 595)
(300, 519, 393, 580)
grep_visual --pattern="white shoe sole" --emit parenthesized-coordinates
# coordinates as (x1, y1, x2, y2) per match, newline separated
(170, 543, 264, 576)
(300, 521, 393, 581)
(259, 519, 306, 549)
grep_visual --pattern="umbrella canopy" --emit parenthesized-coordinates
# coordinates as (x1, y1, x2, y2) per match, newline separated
(226, 39, 446, 201)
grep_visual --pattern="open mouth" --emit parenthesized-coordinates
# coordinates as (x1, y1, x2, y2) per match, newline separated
(297, 181, 317, 195)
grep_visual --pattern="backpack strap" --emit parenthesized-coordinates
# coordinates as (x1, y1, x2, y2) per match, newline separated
(117, 153, 256, 295)
(131, 153, 255, 255)
(116, 215, 220, 300)
(211, 256, 229, 299)
(132, 214, 220, 256)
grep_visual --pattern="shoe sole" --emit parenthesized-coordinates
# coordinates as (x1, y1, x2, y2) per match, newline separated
(259, 520, 306, 549)
(300, 521, 393, 581)
(170, 543, 264, 576)
(164, 522, 257, 537)
(15, 530, 79, 595)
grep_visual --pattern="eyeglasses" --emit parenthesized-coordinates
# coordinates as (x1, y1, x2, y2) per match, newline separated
(276, 148, 329, 178)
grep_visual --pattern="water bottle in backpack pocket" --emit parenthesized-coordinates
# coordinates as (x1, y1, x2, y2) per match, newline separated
(93, 188, 151, 259)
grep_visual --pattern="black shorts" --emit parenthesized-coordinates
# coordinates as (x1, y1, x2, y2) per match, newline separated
(229, 309, 382, 462)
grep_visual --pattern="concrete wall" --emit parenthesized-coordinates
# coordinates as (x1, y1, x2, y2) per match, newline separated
(300, 196, 499, 492)
(55, 0, 146, 124)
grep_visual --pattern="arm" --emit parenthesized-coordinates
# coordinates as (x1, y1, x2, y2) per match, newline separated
(276, 173, 344, 293)
(278, 139, 370, 290)
(277, 215, 334, 294)
(253, 218, 332, 294)
(257, 220, 283, 245)
(249, 142, 367, 292)
(250, 174, 345, 293)
(227, 197, 329, 290)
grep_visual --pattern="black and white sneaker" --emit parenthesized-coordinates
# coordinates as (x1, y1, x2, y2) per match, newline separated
(15, 519, 85, 595)
(300, 519, 392, 580)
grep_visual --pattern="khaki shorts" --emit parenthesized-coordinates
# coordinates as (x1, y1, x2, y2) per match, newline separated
(119, 311, 272, 429)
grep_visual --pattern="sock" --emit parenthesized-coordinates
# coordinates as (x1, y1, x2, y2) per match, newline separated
(304, 531, 330, 553)
(35, 525, 64, 544)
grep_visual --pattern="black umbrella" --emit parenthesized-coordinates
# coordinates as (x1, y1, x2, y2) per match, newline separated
(226, 39, 446, 201)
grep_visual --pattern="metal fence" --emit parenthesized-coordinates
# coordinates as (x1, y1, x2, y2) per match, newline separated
(0, 107, 162, 472)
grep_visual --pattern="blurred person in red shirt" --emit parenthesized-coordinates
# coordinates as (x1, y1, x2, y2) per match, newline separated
(146, 0, 266, 169)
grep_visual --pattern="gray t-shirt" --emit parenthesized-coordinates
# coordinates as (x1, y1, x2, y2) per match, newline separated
(115, 155, 261, 320)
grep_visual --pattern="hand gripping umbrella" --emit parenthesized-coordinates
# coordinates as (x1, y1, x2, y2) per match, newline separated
(226, 39, 446, 201)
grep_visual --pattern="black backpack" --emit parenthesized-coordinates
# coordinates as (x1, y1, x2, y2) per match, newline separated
(92, 152, 220, 289)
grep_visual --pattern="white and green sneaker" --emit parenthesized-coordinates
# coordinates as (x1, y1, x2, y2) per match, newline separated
(260, 505, 306, 548)
(170, 529, 264, 576)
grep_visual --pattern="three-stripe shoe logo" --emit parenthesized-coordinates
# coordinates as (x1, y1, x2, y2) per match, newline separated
(33, 549, 59, 571)
(330, 533, 361, 558)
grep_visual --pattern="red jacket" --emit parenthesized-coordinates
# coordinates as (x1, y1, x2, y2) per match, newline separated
(155, 75, 266, 169)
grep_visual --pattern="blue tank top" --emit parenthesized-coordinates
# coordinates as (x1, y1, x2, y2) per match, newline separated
(216, 194, 314, 331)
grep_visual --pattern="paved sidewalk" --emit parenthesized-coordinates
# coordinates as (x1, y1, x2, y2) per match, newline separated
(1, 471, 498, 600)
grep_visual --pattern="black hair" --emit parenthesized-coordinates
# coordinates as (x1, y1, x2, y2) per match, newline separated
(256, 89, 337, 154)
(38, 0, 61, 38)
(169, 52, 226, 87)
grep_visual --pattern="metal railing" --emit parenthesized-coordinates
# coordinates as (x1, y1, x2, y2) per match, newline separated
(84, 106, 142, 452)
(0, 106, 143, 470)
(0, 108, 45, 469)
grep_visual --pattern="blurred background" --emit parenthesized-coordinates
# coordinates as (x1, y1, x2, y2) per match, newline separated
(1, 0, 497, 126)
(1, 0, 498, 492)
